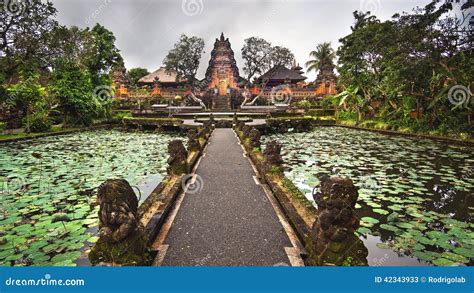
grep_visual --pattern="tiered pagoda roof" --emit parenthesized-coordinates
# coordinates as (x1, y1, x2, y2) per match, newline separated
(256, 65, 307, 86)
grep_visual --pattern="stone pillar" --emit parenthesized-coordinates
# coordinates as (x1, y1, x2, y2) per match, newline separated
(249, 127, 261, 149)
(306, 175, 368, 266)
(167, 140, 188, 175)
(187, 129, 201, 152)
(89, 179, 151, 265)
(264, 140, 283, 168)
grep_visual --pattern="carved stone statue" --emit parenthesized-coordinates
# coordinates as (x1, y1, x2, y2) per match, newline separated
(306, 175, 368, 266)
(187, 129, 201, 152)
(89, 179, 151, 265)
(249, 127, 261, 149)
(167, 140, 188, 175)
(242, 125, 251, 138)
(264, 140, 283, 167)
(97, 179, 139, 243)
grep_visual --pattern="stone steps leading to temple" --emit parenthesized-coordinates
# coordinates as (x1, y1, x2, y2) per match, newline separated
(213, 95, 231, 110)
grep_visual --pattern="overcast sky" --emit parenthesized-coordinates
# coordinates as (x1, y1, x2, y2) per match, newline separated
(52, 0, 433, 80)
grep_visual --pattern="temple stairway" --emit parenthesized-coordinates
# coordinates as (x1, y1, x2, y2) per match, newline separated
(213, 95, 231, 111)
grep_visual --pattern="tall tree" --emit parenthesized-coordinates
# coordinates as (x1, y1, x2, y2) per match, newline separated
(241, 37, 273, 83)
(0, 0, 58, 79)
(84, 24, 124, 88)
(49, 60, 102, 127)
(163, 34, 205, 86)
(335, 0, 473, 133)
(269, 46, 295, 68)
(305, 42, 336, 75)
(126, 68, 149, 88)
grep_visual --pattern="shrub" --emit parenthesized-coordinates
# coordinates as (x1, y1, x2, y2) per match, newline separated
(25, 110, 52, 133)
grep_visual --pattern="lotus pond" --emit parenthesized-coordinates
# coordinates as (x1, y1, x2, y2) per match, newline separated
(0, 129, 183, 266)
(263, 127, 474, 266)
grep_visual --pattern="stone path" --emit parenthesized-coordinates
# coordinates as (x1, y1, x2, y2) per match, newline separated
(154, 129, 300, 266)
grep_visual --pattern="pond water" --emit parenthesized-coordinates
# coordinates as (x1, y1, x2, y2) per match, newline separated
(263, 127, 474, 266)
(0, 129, 183, 266)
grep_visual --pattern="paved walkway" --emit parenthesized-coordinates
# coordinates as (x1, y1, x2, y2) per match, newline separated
(156, 129, 297, 266)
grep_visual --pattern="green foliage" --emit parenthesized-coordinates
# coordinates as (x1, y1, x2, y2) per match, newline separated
(163, 34, 205, 84)
(126, 68, 149, 89)
(6, 72, 49, 133)
(269, 46, 295, 68)
(295, 100, 312, 109)
(241, 37, 296, 83)
(49, 60, 102, 127)
(1, 1, 123, 132)
(305, 42, 336, 74)
(336, 4, 473, 135)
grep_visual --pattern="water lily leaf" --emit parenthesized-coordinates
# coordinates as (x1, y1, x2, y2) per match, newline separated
(373, 209, 389, 215)
(387, 212, 399, 222)
(379, 224, 400, 232)
(432, 258, 458, 266)
(361, 217, 380, 224)
(396, 222, 414, 229)
(413, 235, 435, 246)
(357, 227, 371, 235)
(452, 247, 474, 258)
(412, 251, 435, 261)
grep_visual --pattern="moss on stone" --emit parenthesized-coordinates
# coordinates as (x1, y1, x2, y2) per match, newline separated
(88, 228, 151, 266)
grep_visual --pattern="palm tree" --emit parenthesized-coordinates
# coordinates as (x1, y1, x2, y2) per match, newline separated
(305, 42, 336, 74)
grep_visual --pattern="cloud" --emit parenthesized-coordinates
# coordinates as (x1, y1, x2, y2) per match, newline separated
(53, 0, 431, 80)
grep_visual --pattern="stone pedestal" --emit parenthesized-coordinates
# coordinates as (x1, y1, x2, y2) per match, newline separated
(89, 179, 151, 266)
(306, 175, 368, 266)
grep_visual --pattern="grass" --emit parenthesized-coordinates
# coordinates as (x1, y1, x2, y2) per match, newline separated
(0, 126, 81, 141)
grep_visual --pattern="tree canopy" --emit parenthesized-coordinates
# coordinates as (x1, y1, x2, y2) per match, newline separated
(333, 0, 473, 134)
(163, 34, 205, 86)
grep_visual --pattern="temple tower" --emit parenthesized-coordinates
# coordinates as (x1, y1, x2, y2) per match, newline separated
(205, 33, 240, 102)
